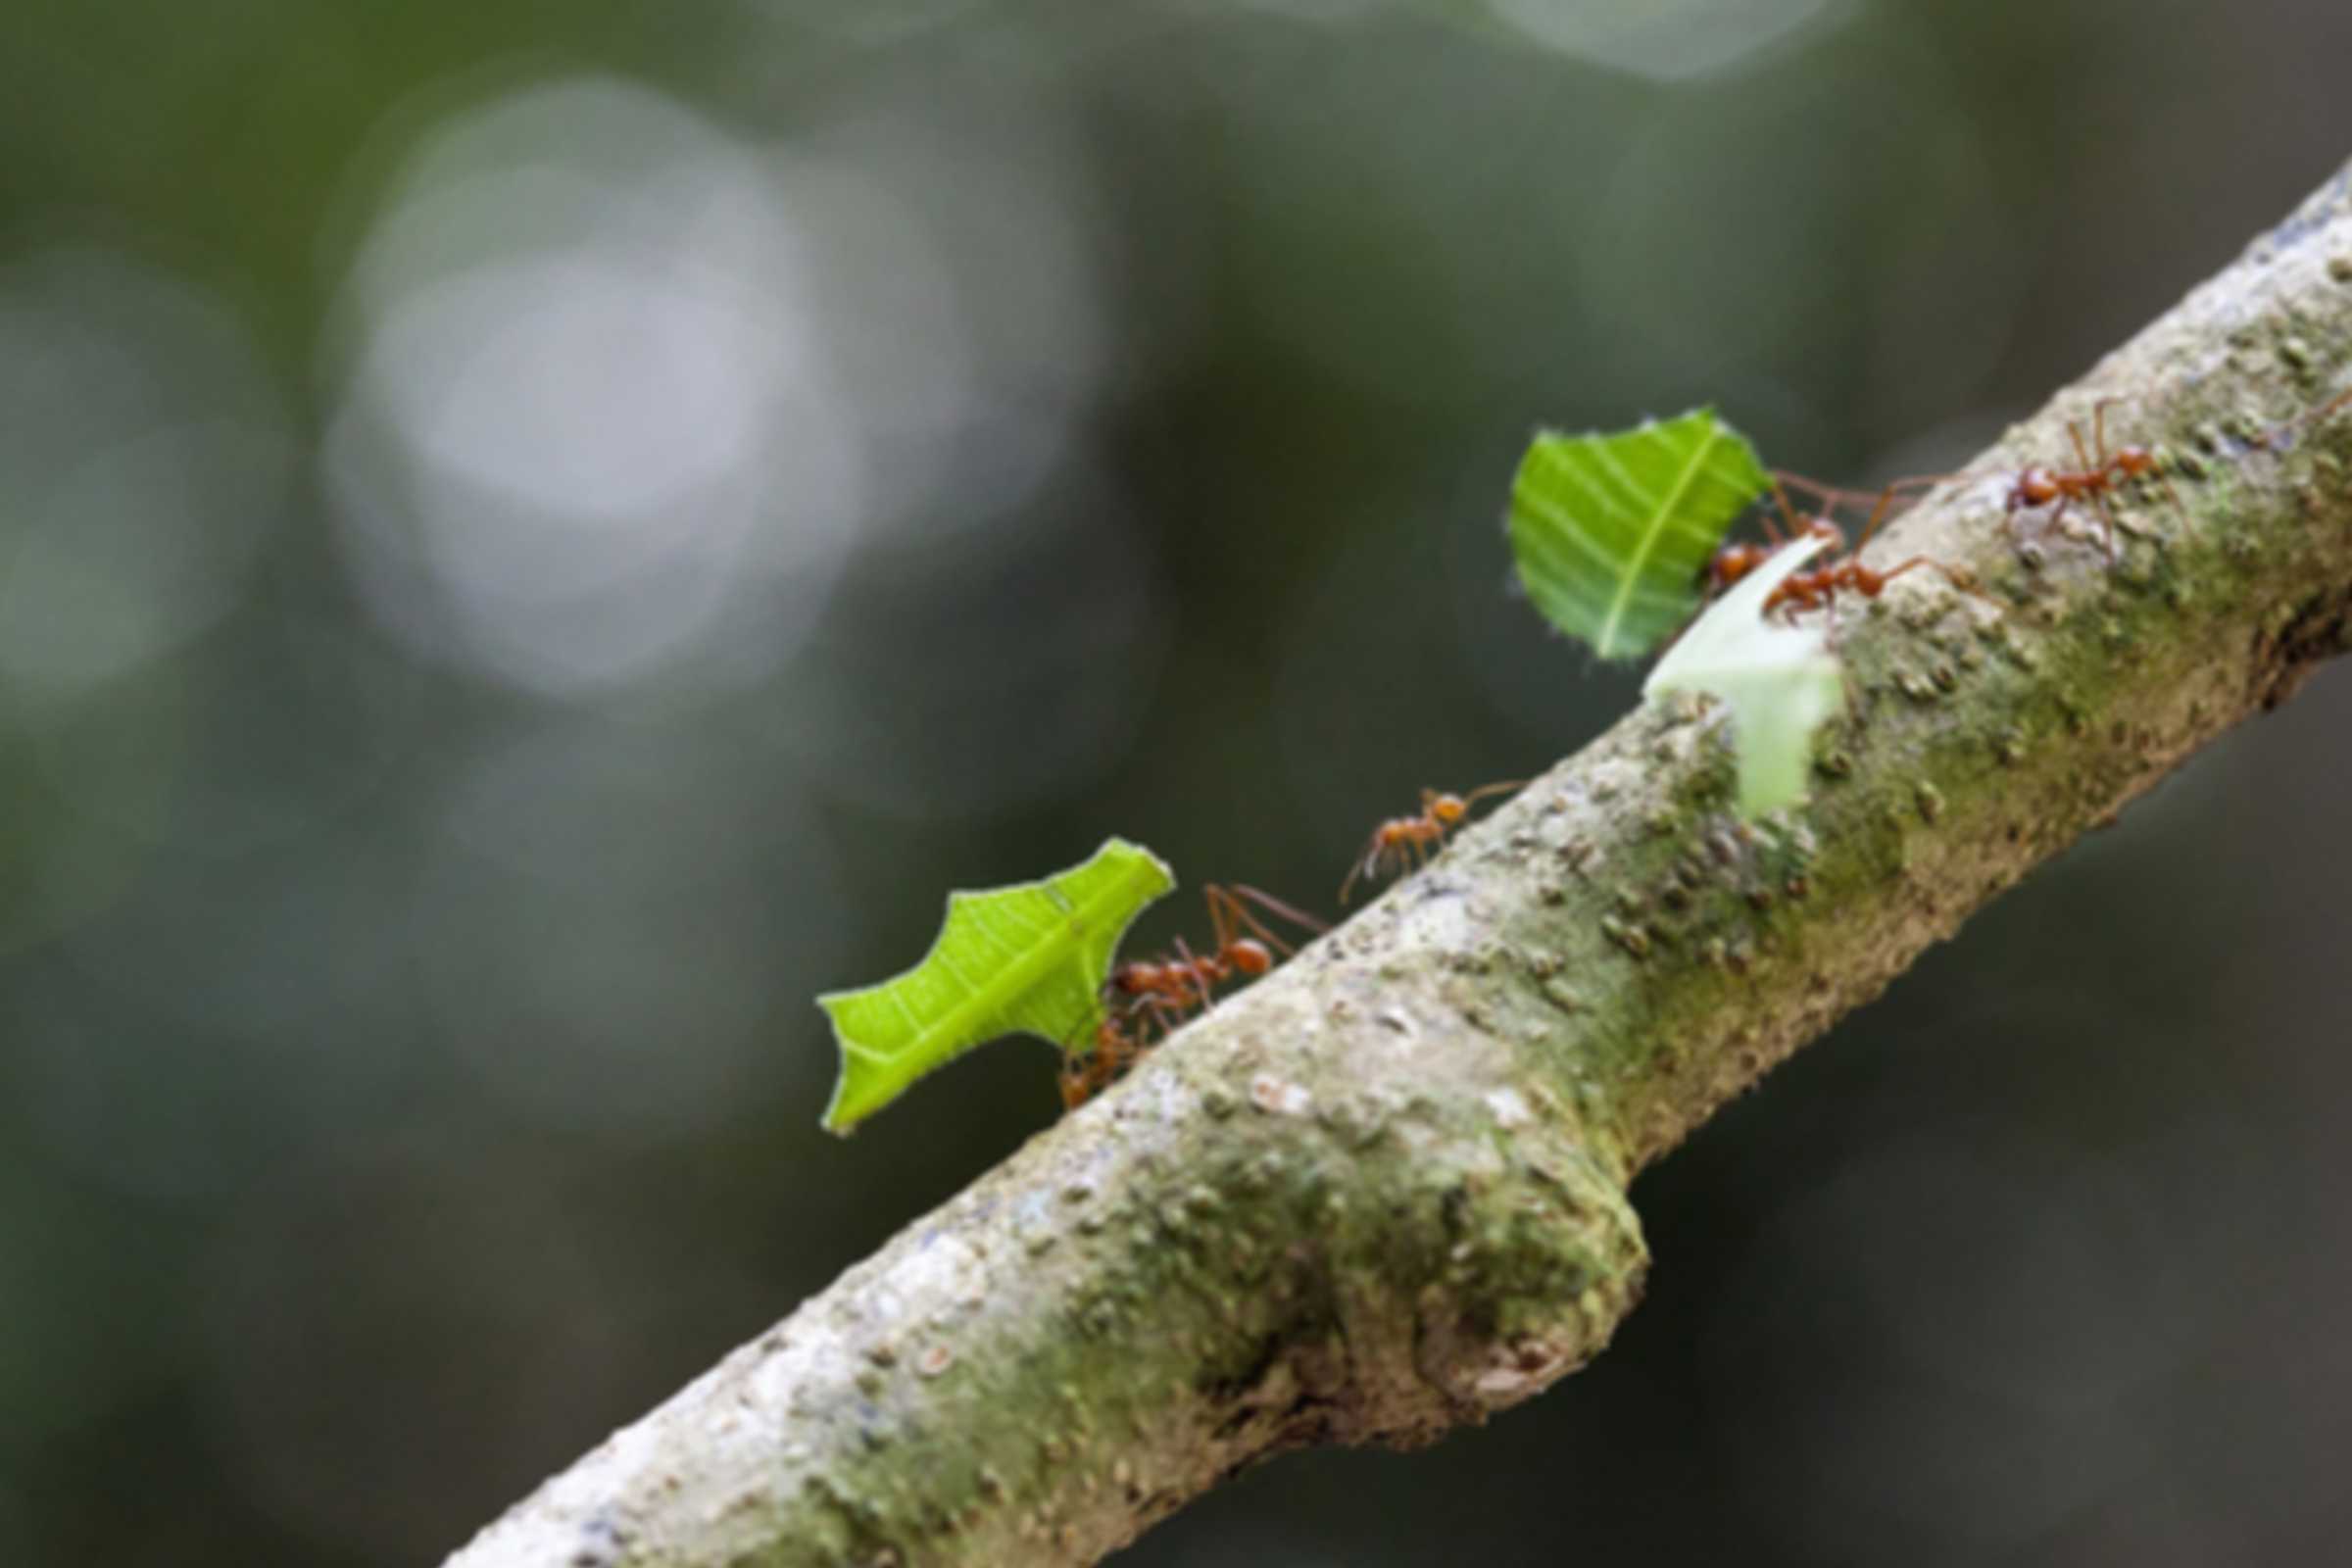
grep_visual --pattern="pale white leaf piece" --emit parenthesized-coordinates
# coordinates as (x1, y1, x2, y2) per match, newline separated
(1642, 536, 1844, 818)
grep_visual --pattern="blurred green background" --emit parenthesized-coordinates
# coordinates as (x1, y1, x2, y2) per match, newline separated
(5, 1, 2352, 1562)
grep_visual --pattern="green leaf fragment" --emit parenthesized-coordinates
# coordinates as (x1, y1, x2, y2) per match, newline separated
(1643, 535, 1845, 819)
(1507, 407, 1771, 661)
(816, 838, 1175, 1134)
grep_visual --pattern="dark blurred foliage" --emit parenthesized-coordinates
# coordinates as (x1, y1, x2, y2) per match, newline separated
(4, 1, 2352, 1562)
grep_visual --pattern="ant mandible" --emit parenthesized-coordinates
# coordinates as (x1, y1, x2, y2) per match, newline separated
(1104, 882, 1328, 1029)
(1339, 781, 1526, 905)
(2004, 397, 2182, 559)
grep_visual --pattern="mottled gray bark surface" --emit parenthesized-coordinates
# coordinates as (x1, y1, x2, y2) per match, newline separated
(443, 160, 2352, 1568)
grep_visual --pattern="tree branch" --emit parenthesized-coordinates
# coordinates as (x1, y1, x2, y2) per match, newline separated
(442, 158, 2352, 1568)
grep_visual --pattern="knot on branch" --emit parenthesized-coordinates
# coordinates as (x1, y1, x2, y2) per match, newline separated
(2254, 578, 2352, 708)
(1190, 1094, 1649, 1456)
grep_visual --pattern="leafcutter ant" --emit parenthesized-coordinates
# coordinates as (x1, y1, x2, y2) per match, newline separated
(2002, 397, 2183, 558)
(1703, 471, 1993, 640)
(1105, 882, 1328, 1025)
(1061, 883, 1327, 1111)
(1339, 781, 1526, 904)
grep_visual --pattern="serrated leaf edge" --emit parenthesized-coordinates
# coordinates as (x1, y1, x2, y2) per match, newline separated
(815, 838, 1174, 1134)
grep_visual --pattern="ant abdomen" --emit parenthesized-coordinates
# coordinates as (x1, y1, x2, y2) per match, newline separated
(2008, 466, 2061, 509)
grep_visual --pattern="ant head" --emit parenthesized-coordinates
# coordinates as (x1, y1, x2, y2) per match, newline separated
(1708, 542, 1769, 589)
(2010, 466, 2059, 507)
(2114, 445, 2155, 475)
(1430, 793, 1468, 824)
(1229, 939, 1272, 977)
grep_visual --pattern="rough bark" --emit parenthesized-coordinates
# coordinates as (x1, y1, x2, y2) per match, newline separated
(442, 160, 2352, 1568)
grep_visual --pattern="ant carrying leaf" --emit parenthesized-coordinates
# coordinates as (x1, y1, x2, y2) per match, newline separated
(1062, 884, 1329, 1109)
(815, 840, 1174, 1133)
(1508, 409, 1772, 661)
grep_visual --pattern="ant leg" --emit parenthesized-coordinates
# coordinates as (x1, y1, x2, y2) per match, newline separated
(1223, 884, 1329, 953)
(1878, 471, 1969, 496)
(2066, 421, 2119, 559)
(2300, 387, 2352, 440)
(1347, 840, 1397, 905)
(2068, 419, 2097, 477)
(1766, 471, 1815, 543)
(1232, 883, 1329, 936)
(1458, 778, 1528, 809)
(1338, 832, 1384, 905)
(2123, 436, 2187, 540)
(1207, 883, 1274, 956)
(1852, 480, 1904, 554)
(1777, 470, 1916, 522)
(2090, 491, 2122, 560)
(1879, 558, 2002, 609)
(1202, 884, 1238, 959)
(1171, 934, 1216, 1016)
(2029, 495, 2069, 552)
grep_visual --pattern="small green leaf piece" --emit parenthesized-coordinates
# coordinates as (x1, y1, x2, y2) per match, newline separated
(1507, 408, 1771, 661)
(816, 839, 1175, 1134)
(1643, 536, 1845, 819)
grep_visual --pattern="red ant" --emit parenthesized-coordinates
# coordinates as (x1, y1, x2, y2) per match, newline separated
(1105, 882, 1327, 1026)
(1703, 471, 1990, 635)
(1060, 883, 1327, 1111)
(1339, 781, 1526, 905)
(1703, 472, 1852, 597)
(2003, 397, 2181, 558)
